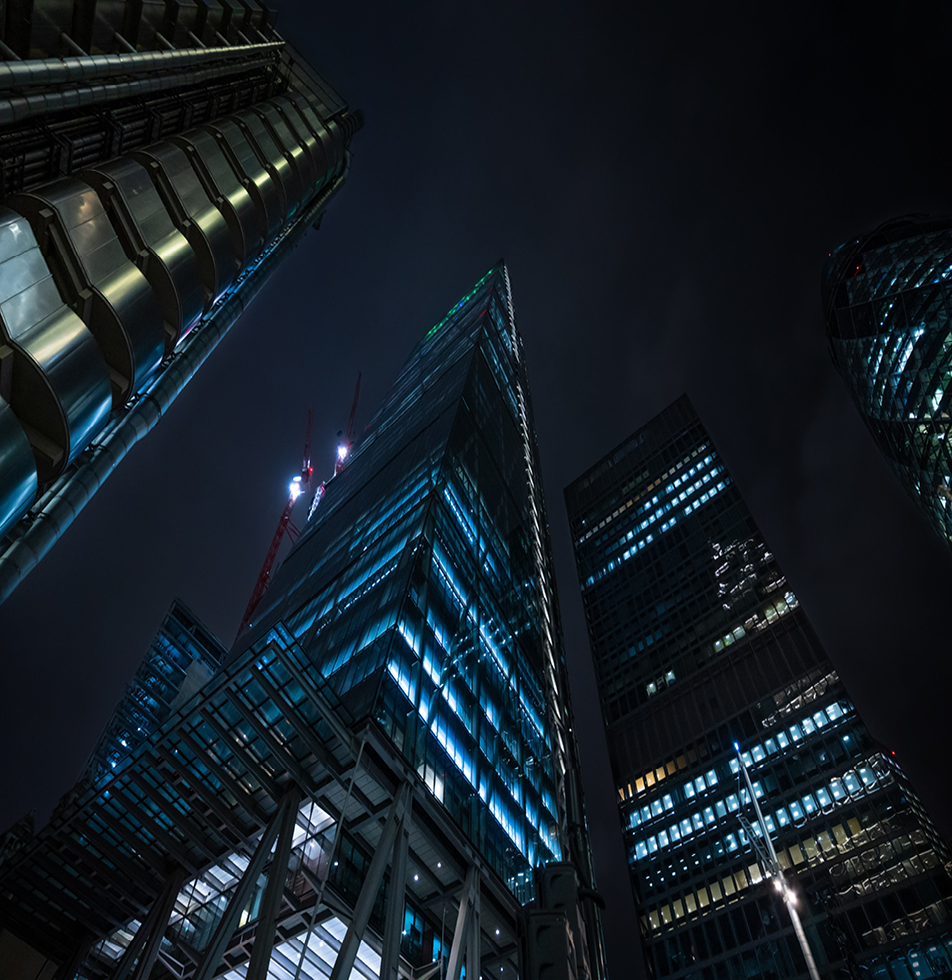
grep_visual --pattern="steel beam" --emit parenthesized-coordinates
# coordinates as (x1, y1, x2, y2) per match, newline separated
(153, 744, 252, 840)
(245, 784, 301, 980)
(177, 730, 270, 826)
(111, 865, 186, 980)
(328, 780, 410, 980)
(446, 864, 479, 980)
(198, 708, 282, 802)
(191, 789, 296, 980)
(379, 792, 412, 980)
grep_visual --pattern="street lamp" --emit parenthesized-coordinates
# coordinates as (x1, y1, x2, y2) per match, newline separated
(735, 745, 821, 980)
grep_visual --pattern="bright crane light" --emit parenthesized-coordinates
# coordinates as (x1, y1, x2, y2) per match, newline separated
(337, 444, 348, 461)
(289, 476, 303, 499)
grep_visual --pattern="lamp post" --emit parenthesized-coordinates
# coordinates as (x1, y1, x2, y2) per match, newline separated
(735, 745, 821, 980)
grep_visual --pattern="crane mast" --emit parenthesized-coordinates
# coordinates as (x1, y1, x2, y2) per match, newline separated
(235, 411, 313, 641)
(237, 374, 362, 641)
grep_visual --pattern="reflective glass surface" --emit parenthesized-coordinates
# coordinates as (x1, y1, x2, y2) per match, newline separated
(825, 217, 952, 552)
(566, 396, 952, 979)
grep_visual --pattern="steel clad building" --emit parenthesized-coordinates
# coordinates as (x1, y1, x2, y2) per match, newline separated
(0, 0, 361, 601)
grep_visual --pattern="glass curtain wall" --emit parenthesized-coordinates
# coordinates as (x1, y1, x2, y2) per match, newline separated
(241, 264, 567, 901)
(566, 396, 952, 979)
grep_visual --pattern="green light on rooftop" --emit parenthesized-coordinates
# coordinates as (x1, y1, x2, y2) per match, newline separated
(424, 267, 498, 341)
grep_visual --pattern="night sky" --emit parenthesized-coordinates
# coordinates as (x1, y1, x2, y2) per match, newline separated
(2, 3, 951, 976)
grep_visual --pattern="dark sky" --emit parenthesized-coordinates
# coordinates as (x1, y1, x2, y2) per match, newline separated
(2, 3, 952, 977)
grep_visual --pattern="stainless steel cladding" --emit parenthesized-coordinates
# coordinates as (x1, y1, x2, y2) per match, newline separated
(253, 103, 316, 203)
(274, 96, 331, 197)
(10, 179, 166, 402)
(131, 141, 238, 308)
(236, 109, 303, 219)
(0, 209, 112, 481)
(286, 91, 345, 179)
(0, 23, 362, 598)
(204, 118, 285, 242)
(81, 158, 205, 348)
(0, 392, 37, 539)
(173, 128, 264, 272)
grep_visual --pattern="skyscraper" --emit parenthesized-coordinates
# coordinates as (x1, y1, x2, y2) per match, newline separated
(0, 264, 605, 980)
(81, 599, 226, 792)
(823, 216, 952, 553)
(565, 395, 952, 980)
(0, 1, 361, 601)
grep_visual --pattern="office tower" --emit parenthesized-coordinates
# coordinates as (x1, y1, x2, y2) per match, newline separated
(0, 1, 361, 602)
(82, 599, 226, 791)
(824, 216, 952, 553)
(0, 264, 605, 980)
(565, 395, 952, 980)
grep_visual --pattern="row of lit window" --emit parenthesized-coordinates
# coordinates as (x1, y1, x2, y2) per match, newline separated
(576, 445, 711, 546)
(584, 475, 731, 589)
(620, 699, 850, 806)
(630, 759, 884, 864)
(641, 816, 865, 935)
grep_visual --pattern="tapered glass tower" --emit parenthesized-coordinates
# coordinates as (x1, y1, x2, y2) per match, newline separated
(824, 216, 952, 552)
(566, 395, 952, 980)
(0, 264, 604, 980)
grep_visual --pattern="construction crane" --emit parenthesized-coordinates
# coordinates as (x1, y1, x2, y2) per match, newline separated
(235, 411, 313, 641)
(308, 372, 361, 521)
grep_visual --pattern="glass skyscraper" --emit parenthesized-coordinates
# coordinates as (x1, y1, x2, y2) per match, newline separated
(824, 216, 952, 552)
(0, 264, 604, 980)
(565, 395, 952, 980)
(81, 600, 226, 791)
(241, 259, 605, 974)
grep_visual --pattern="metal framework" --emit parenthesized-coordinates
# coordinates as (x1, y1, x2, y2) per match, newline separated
(0, 624, 523, 980)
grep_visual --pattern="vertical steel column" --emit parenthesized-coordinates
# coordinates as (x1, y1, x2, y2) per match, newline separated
(192, 788, 297, 980)
(123, 868, 185, 980)
(245, 784, 302, 980)
(467, 870, 480, 980)
(53, 933, 93, 980)
(378, 792, 413, 980)
(117, 866, 187, 980)
(328, 780, 410, 980)
(446, 864, 479, 980)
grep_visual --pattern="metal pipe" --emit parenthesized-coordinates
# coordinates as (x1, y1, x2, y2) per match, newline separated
(113, 32, 137, 54)
(0, 55, 282, 126)
(0, 39, 283, 92)
(737, 749, 821, 980)
(0, 40, 22, 61)
(0, 166, 348, 605)
(60, 33, 87, 57)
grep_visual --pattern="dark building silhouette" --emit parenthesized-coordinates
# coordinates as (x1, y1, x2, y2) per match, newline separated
(824, 216, 952, 553)
(0, 0, 361, 601)
(565, 395, 952, 980)
(0, 265, 605, 980)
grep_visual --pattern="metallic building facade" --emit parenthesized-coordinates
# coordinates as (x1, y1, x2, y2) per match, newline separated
(824, 216, 952, 552)
(0, 0, 361, 600)
(565, 395, 952, 980)
(0, 265, 605, 980)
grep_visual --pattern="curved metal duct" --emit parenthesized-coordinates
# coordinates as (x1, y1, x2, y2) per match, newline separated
(132, 141, 239, 310)
(82, 158, 205, 349)
(173, 129, 263, 273)
(10, 179, 167, 403)
(0, 209, 113, 482)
